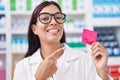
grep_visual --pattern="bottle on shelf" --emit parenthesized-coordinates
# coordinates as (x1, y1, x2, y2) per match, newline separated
(0, 0, 5, 11)
(0, 35, 6, 50)
(108, 65, 120, 80)
(94, 27, 120, 57)
(0, 15, 6, 32)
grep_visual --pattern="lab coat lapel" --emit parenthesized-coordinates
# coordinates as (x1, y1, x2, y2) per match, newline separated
(29, 49, 42, 76)
(57, 45, 78, 78)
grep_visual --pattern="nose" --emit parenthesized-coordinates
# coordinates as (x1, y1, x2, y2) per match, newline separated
(50, 16, 57, 25)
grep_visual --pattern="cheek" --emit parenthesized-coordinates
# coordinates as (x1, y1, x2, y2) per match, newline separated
(61, 26, 64, 34)
(60, 24, 64, 30)
(34, 27, 45, 36)
(36, 22, 47, 32)
(36, 21, 47, 27)
(60, 25, 64, 36)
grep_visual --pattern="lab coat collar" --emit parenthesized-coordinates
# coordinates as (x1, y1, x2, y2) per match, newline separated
(56, 44, 79, 78)
(29, 49, 42, 64)
(63, 43, 78, 62)
(29, 43, 79, 64)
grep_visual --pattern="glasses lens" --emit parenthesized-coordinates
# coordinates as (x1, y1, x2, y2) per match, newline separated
(39, 13, 51, 24)
(55, 13, 66, 24)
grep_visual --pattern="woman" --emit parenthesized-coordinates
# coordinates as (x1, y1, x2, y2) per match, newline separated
(13, 1, 113, 80)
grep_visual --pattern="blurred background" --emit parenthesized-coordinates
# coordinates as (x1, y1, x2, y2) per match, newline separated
(0, 0, 120, 80)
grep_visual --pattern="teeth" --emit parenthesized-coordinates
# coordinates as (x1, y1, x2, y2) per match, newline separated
(48, 29, 58, 32)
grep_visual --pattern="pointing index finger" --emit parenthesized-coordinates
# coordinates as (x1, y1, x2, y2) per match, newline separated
(49, 47, 66, 61)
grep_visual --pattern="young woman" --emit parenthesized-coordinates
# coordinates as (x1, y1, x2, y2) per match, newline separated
(13, 1, 113, 80)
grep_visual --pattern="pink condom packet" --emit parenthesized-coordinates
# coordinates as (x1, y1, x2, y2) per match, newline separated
(82, 29, 97, 45)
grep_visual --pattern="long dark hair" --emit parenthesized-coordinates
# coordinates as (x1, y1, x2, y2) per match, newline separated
(25, 1, 66, 57)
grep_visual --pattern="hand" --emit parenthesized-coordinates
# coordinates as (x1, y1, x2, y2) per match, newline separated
(35, 47, 65, 80)
(91, 42, 108, 80)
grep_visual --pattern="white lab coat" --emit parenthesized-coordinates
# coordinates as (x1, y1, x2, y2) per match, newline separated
(13, 44, 113, 80)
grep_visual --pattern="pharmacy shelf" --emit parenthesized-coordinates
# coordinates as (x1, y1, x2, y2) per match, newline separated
(74, 47, 87, 52)
(64, 10, 86, 15)
(12, 51, 26, 54)
(65, 29, 83, 34)
(0, 31, 6, 34)
(0, 11, 5, 14)
(93, 17, 120, 27)
(10, 11, 86, 15)
(0, 50, 6, 54)
(108, 57, 120, 66)
(10, 11, 32, 15)
(12, 30, 28, 34)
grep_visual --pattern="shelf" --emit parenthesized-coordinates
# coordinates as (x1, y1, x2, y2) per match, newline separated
(10, 11, 32, 15)
(12, 30, 27, 34)
(10, 10, 86, 15)
(0, 11, 5, 14)
(108, 57, 120, 66)
(0, 30, 6, 34)
(12, 51, 26, 54)
(93, 17, 120, 27)
(65, 29, 83, 34)
(0, 50, 6, 54)
(74, 47, 87, 52)
(63, 10, 86, 15)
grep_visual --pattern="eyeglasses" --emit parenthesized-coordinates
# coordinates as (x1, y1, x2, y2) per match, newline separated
(38, 12, 66, 24)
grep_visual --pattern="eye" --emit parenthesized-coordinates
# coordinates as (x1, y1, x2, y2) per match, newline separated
(55, 13, 64, 20)
(41, 17, 49, 21)
(56, 16, 63, 20)
(40, 15, 50, 21)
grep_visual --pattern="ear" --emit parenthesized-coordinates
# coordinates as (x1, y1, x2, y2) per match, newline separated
(32, 24, 38, 35)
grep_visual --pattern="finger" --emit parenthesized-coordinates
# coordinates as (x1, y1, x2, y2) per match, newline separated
(92, 46, 107, 56)
(91, 42, 99, 49)
(92, 51, 102, 60)
(49, 47, 66, 60)
(92, 46, 100, 56)
(91, 42, 104, 50)
(92, 42, 108, 55)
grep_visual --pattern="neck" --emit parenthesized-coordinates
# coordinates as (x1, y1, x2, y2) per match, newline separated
(40, 42, 62, 59)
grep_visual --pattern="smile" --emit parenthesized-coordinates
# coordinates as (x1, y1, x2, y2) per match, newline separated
(47, 29, 59, 33)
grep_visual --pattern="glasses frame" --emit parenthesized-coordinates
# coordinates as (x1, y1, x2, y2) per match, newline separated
(38, 12, 66, 24)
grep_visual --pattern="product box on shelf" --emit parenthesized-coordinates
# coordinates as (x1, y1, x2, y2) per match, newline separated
(93, 0, 120, 17)
(108, 65, 120, 80)
(0, 34, 6, 50)
(0, 14, 6, 32)
(0, 0, 5, 11)
(94, 27, 120, 57)
(0, 54, 6, 80)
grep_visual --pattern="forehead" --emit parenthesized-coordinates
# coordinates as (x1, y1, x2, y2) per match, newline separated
(40, 5, 60, 14)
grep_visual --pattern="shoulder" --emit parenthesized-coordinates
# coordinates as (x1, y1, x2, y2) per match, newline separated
(13, 56, 31, 79)
(16, 56, 31, 67)
(15, 48, 42, 67)
(14, 56, 31, 74)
